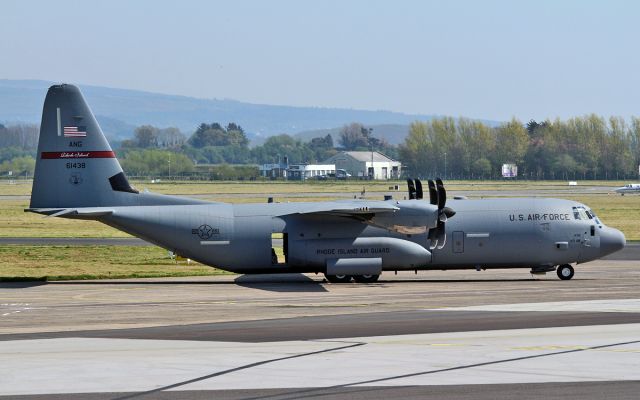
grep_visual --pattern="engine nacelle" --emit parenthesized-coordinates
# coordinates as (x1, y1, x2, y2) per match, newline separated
(288, 236, 431, 271)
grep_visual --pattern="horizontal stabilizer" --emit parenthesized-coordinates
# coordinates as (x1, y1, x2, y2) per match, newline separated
(26, 208, 114, 218)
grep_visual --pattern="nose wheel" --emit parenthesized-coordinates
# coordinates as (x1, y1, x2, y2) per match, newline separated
(557, 264, 574, 280)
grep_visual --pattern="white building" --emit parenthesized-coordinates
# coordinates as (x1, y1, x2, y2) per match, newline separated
(259, 163, 288, 178)
(323, 151, 401, 180)
(287, 163, 336, 180)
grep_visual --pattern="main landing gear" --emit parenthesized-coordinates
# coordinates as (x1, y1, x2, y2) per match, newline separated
(324, 274, 380, 283)
(557, 264, 575, 280)
(353, 274, 380, 283)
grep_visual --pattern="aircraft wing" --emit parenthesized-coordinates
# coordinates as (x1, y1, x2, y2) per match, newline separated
(278, 201, 399, 220)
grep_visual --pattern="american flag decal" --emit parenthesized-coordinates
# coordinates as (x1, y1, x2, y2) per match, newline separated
(63, 126, 87, 137)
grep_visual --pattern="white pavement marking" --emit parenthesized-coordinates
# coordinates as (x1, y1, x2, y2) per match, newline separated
(0, 303, 42, 318)
(0, 324, 639, 395)
(438, 298, 640, 313)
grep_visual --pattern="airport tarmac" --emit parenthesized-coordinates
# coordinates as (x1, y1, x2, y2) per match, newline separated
(1, 260, 639, 399)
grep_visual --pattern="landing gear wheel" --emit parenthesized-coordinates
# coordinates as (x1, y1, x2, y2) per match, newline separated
(557, 264, 574, 280)
(353, 274, 380, 283)
(324, 274, 352, 283)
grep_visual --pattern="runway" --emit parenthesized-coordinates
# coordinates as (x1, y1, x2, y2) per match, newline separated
(1, 261, 639, 399)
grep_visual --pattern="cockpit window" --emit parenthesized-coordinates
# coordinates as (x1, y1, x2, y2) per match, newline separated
(572, 207, 580, 220)
(572, 206, 590, 220)
(573, 206, 602, 224)
(588, 209, 602, 225)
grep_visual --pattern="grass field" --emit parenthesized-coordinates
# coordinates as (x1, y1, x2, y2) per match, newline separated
(0, 245, 226, 281)
(1, 180, 637, 280)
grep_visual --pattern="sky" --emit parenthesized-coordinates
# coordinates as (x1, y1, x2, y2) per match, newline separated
(1, 0, 639, 121)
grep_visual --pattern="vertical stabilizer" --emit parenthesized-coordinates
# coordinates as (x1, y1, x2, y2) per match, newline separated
(30, 84, 137, 209)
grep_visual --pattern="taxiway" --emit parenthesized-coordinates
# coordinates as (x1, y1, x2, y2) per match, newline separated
(1, 260, 639, 399)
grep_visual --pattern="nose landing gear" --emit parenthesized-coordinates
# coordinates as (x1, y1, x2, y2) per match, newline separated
(557, 264, 575, 280)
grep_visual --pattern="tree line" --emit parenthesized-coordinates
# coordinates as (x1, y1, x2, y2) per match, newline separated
(400, 115, 640, 179)
(0, 123, 38, 177)
(117, 123, 340, 176)
(2, 115, 640, 180)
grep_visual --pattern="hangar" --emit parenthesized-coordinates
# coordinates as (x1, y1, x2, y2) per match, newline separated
(323, 151, 401, 180)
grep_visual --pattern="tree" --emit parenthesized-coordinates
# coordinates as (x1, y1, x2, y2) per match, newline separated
(0, 155, 36, 176)
(630, 117, 640, 175)
(457, 118, 495, 177)
(494, 118, 529, 168)
(120, 150, 193, 176)
(472, 158, 492, 178)
(339, 123, 371, 150)
(399, 121, 434, 177)
(251, 134, 315, 164)
(308, 134, 336, 162)
(0, 124, 39, 150)
(188, 122, 248, 148)
(157, 127, 186, 148)
(552, 154, 579, 179)
(133, 125, 159, 148)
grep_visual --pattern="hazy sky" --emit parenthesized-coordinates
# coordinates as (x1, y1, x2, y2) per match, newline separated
(1, 0, 639, 121)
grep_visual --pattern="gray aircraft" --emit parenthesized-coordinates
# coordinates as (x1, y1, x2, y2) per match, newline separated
(615, 183, 640, 195)
(27, 84, 625, 282)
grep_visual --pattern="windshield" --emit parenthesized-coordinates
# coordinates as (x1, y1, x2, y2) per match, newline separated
(572, 206, 590, 220)
(573, 206, 602, 224)
(588, 209, 602, 225)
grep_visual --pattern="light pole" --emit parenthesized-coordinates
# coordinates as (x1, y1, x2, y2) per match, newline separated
(444, 152, 447, 179)
(369, 127, 374, 180)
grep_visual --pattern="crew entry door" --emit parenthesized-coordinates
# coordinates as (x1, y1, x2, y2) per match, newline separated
(453, 231, 464, 253)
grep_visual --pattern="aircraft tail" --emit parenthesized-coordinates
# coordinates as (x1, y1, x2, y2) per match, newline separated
(29, 84, 138, 210)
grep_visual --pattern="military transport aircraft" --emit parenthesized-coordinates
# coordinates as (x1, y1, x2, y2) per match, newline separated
(27, 85, 626, 282)
(615, 183, 640, 195)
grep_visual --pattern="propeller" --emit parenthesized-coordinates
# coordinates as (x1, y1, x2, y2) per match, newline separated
(406, 178, 456, 249)
(427, 178, 456, 250)
(414, 179, 423, 200)
(406, 179, 416, 200)
(428, 179, 437, 205)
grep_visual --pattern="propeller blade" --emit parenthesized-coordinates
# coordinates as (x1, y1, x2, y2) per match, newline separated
(428, 227, 438, 250)
(415, 179, 423, 200)
(435, 178, 446, 209)
(443, 206, 456, 218)
(436, 220, 447, 249)
(428, 180, 438, 205)
(406, 179, 416, 200)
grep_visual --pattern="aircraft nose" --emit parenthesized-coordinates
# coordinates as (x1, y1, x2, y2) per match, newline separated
(600, 227, 626, 256)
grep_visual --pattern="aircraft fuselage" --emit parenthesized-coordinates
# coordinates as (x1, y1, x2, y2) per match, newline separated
(98, 197, 624, 274)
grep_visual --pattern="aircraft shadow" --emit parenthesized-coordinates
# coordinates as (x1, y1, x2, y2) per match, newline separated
(0, 280, 48, 289)
(0, 276, 594, 289)
(234, 274, 328, 292)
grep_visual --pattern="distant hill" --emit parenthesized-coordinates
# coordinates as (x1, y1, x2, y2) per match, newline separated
(295, 124, 411, 146)
(0, 80, 447, 142)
